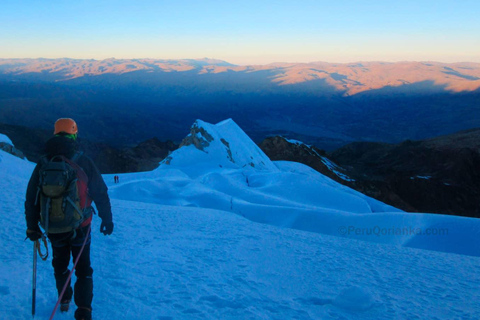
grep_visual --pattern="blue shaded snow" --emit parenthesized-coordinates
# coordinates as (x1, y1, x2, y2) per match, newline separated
(1, 121, 480, 319)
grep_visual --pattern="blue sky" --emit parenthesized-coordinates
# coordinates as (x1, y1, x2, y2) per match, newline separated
(1, 0, 479, 64)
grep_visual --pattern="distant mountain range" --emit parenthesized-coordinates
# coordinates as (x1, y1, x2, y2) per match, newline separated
(1, 58, 479, 149)
(1, 58, 479, 94)
(0, 58, 480, 95)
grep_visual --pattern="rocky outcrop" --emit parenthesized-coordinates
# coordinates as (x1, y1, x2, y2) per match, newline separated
(0, 142, 25, 159)
(329, 130, 480, 217)
(260, 136, 353, 183)
(179, 121, 214, 151)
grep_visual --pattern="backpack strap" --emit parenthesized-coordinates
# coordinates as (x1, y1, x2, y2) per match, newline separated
(44, 197, 51, 235)
(70, 151, 84, 163)
(39, 155, 49, 165)
(35, 156, 50, 206)
(66, 196, 85, 217)
(64, 152, 92, 210)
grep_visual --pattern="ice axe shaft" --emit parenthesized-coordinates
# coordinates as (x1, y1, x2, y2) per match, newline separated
(32, 240, 38, 317)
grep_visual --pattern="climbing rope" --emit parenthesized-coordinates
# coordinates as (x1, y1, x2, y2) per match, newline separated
(35, 234, 49, 261)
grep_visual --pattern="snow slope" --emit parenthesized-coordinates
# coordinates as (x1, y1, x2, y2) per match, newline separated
(1, 121, 480, 319)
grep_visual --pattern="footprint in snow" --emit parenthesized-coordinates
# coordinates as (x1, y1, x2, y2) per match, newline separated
(0, 286, 10, 295)
(297, 286, 377, 312)
(333, 286, 377, 312)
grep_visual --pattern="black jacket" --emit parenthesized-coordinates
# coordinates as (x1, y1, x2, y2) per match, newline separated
(25, 136, 112, 230)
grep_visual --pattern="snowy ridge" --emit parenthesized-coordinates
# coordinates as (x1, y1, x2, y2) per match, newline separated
(0, 133, 13, 146)
(0, 133, 26, 161)
(285, 136, 354, 182)
(285, 138, 310, 146)
(320, 157, 355, 182)
(1, 127, 480, 319)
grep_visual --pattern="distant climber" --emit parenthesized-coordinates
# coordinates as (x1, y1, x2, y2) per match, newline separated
(24, 118, 114, 320)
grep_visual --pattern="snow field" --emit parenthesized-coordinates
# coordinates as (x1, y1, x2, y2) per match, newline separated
(107, 161, 480, 257)
(1, 117, 480, 320)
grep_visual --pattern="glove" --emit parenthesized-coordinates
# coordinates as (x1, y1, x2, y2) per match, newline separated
(26, 228, 42, 241)
(100, 221, 114, 235)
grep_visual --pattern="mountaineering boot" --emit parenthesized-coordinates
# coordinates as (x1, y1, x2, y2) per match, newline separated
(60, 299, 71, 312)
(74, 307, 92, 320)
(59, 286, 73, 312)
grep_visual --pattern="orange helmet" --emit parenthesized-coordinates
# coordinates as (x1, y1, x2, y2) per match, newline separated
(54, 118, 78, 135)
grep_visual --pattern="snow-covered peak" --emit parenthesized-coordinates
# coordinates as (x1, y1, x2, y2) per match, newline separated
(164, 119, 278, 172)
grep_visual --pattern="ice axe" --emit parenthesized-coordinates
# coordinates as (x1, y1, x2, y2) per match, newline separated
(32, 240, 37, 317)
(31, 235, 48, 318)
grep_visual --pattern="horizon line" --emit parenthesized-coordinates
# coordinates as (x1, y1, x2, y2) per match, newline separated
(1, 57, 479, 66)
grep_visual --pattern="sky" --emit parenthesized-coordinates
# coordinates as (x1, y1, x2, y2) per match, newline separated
(1, 0, 479, 65)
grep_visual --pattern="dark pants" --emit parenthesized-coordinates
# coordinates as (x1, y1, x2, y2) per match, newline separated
(49, 227, 93, 310)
